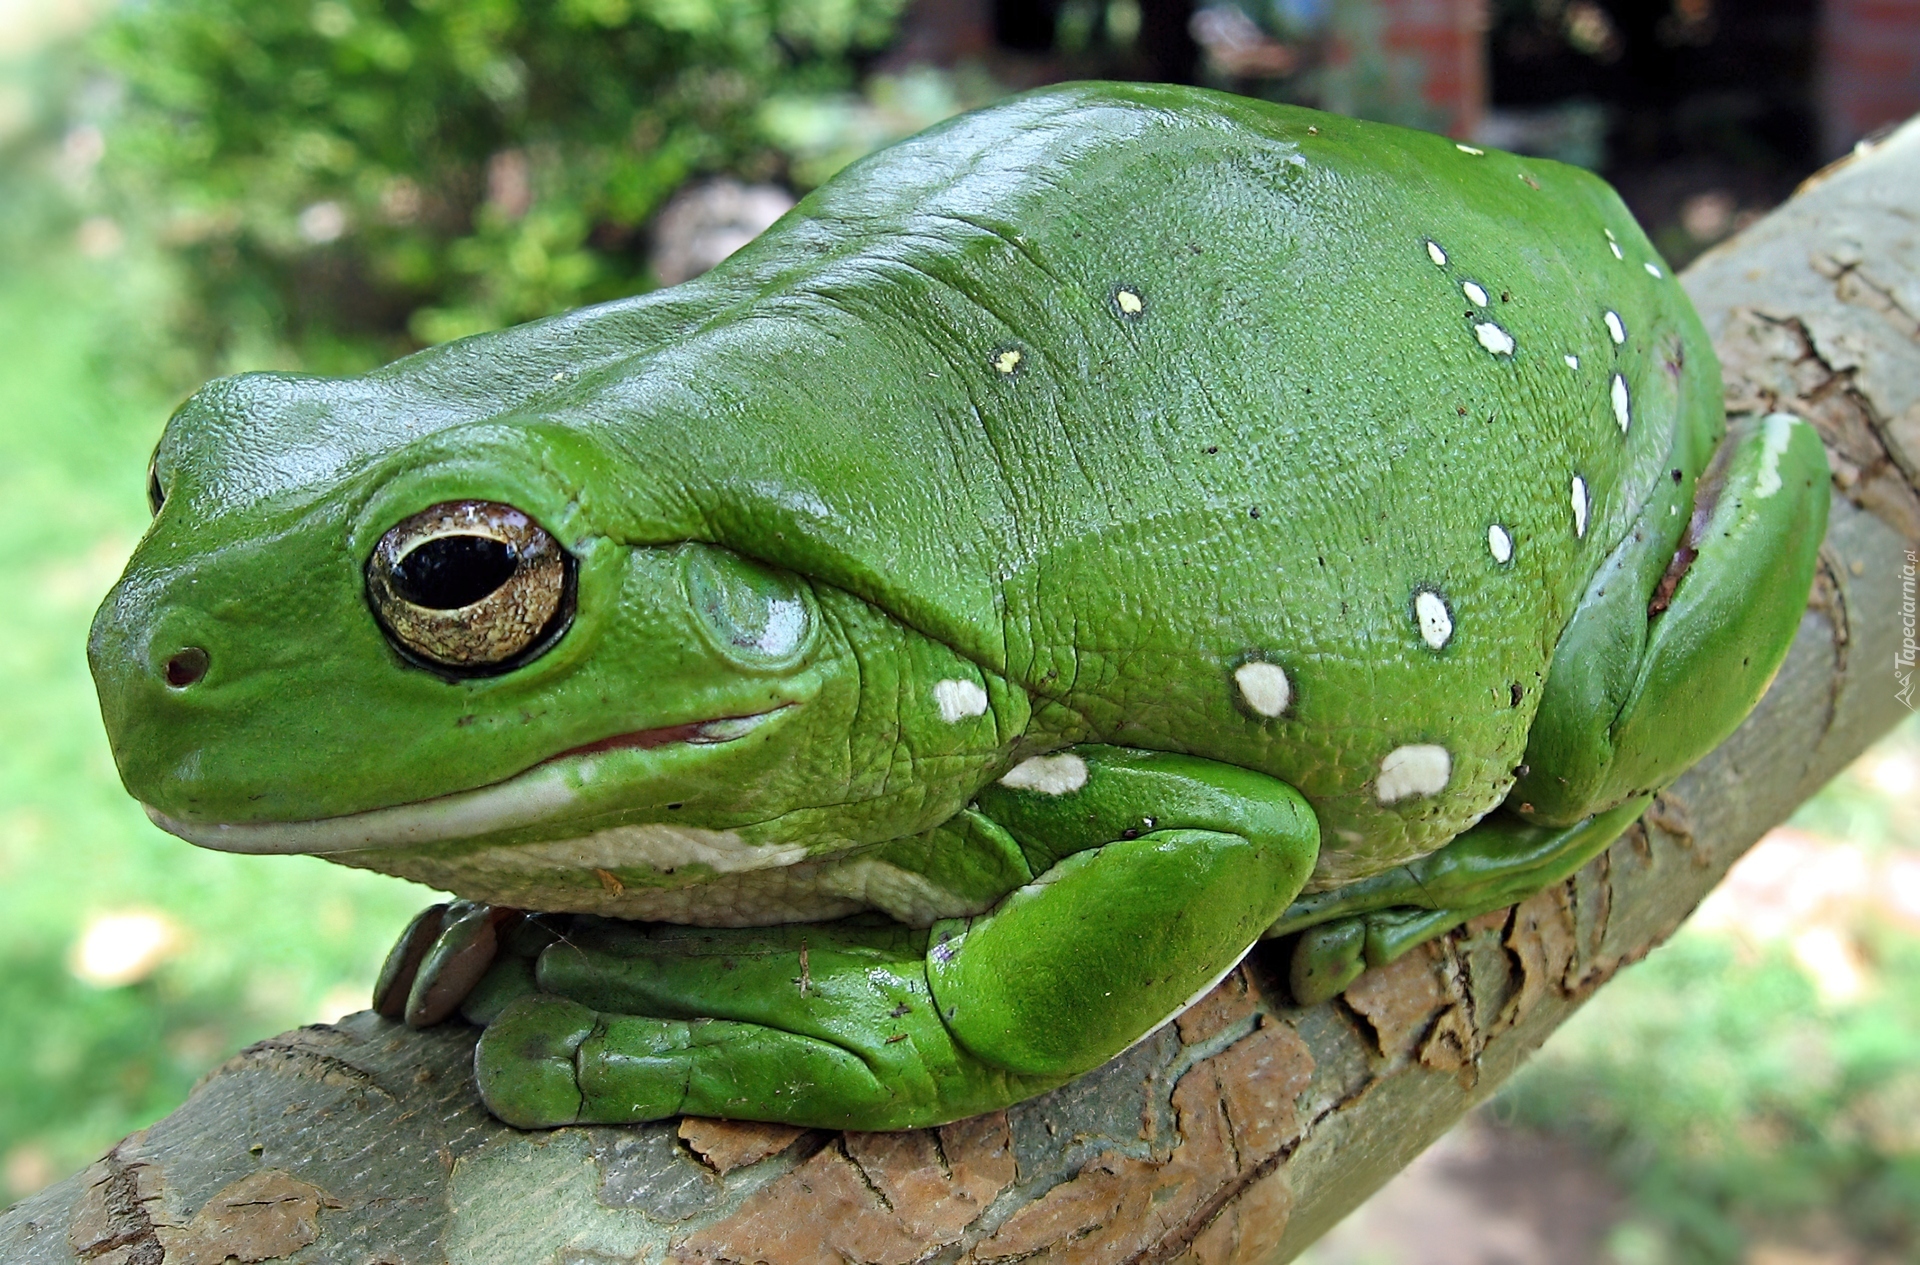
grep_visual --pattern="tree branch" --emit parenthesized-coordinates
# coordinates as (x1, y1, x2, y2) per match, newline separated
(9, 119, 1920, 1265)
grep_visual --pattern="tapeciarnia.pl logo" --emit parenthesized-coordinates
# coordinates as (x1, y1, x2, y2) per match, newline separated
(1899, 549, 1917, 710)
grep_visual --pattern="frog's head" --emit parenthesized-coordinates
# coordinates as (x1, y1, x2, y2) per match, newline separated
(87, 361, 862, 863)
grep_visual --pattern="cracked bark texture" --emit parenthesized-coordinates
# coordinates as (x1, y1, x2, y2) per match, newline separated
(8, 117, 1920, 1265)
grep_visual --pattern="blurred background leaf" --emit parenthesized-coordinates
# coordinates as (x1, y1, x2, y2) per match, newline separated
(91, 0, 911, 366)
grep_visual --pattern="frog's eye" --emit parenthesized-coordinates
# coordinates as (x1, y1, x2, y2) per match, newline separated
(366, 500, 575, 675)
(146, 450, 165, 517)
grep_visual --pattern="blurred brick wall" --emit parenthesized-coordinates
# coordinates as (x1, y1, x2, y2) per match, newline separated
(884, 0, 1489, 139)
(879, 0, 995, 69)
(1371, 0, 1488, 138)
(1822, 0, 1920, 155)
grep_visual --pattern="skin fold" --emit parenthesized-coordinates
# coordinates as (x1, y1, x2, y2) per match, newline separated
(89, 82, 1829, 1130)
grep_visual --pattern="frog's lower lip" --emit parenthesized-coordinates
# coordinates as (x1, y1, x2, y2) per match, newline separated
(144, 707, 790, 856)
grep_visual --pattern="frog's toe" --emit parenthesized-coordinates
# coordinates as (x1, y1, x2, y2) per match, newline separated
(1288, 908, 1468, 1004)
(1289, 919, 1367, 1005)
(372, 903, 447, 1019)
(403, 900, 523, 1028)
(474, 994, 596, 1128)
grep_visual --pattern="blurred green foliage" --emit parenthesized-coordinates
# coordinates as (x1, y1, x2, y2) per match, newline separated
(759, 62, 1004, 189)
(0, 200, 431, 1200)
(96, 0, 906, 363)
(1498, 937, 1920, 1262)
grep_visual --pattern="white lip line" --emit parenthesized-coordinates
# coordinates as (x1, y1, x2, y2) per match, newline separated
(147, 708, 785, 857)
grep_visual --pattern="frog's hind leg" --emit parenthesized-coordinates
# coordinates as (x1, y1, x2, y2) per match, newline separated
(1276, 412, 1827, 1006)
(1515, 411, 1829, 826)
(471, 745, 1322, 1129)
(1272, 798, 1647, 1004)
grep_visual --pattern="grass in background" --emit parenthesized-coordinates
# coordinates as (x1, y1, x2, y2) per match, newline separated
(0, 218, 430, 1208)
(1491, 719, 1920, 1264)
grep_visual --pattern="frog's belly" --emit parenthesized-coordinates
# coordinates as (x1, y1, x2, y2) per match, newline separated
(337, 825, 994, 927)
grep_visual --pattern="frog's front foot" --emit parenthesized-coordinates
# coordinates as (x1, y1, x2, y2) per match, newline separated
(372, 900, 529, 1027)
(472, 918, 1058, 1130)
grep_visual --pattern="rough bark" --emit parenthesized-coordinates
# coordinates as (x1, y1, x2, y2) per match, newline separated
(8, 118, 1920, 1265)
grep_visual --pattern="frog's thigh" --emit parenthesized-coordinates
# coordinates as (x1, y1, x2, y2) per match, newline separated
(1275, 797, 1648, 1005)
(1518, 413, 1829, 825)
(937, 745, 1320, 1077)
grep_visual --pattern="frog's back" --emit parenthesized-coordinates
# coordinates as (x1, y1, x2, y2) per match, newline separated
(585, 83, 1720, 883)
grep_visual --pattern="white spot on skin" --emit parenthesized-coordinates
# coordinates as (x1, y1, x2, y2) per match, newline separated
(1604, 310, 1625, 344)
(932, 679, 988, 723)
(1462, 281, 1488, 306)
(1755, 412, 1798, 498)
(1571, 476, 1590, 537)
(1426, 239, 1448, 266)
(1645, 262, 1664, 278)
(1377, 745, 1451, 803)
(1000, 753, 1089, 796)
(1115, 289, 1144, 315)
(1564, 354, 1581, 370)
(1488, 524, 1513, 563)
(1456, 143, 1485, 155)
(993, 349, 1022, 375)
(1474, 322, 1516, 356)
(1612, 374, 1631, 433)
(1234, 662, 1292, 717)
(1414, 590, 1453, 650)
(1604, 227, 1617, 241)
(1609, 240, 1624, 260)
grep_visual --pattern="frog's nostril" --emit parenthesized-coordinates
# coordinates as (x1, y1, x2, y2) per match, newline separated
(164, 648, 210, 688)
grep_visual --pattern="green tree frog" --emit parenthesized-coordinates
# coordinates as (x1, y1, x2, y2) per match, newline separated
(90, 83, 1829, 1132)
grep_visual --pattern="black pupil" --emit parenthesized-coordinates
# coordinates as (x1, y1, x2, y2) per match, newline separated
(393, 535, 518, 609)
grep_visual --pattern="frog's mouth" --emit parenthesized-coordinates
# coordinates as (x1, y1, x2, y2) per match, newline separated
(145, 707, 789, 857)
